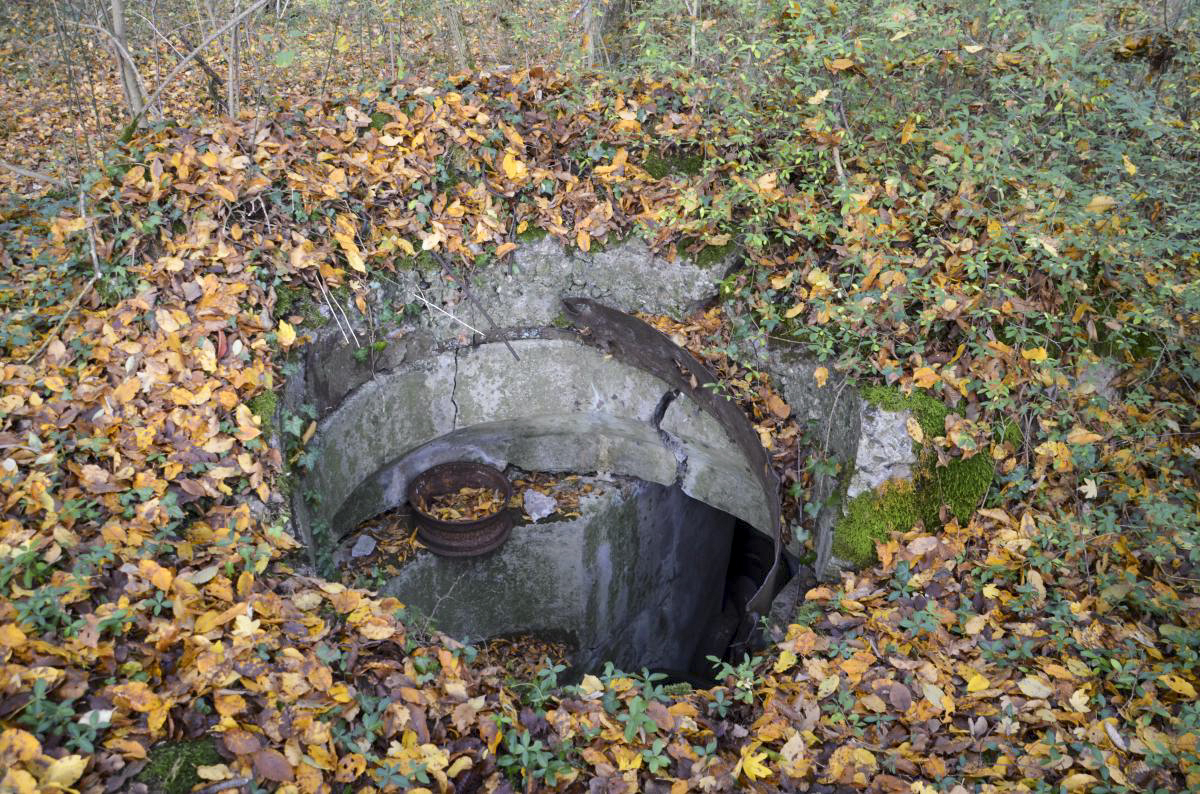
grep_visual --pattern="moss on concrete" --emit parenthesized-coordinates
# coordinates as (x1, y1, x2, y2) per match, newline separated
(395, 250, 439, 272)
(516, 226, 549, 243)
(274, 283, 326, 327)
(136, 738, 222, 794)
(693, 240, 737, 270)
(835, 386, 996, 566)
(249, 391, 279, 438)
(643, 149, 704, 179)
(834, 480, 919, 564)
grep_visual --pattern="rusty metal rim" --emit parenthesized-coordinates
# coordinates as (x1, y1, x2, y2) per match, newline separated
(407, 461, 514, 557)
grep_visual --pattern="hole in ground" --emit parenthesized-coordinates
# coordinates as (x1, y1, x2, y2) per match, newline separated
(337, 468, 790, 683)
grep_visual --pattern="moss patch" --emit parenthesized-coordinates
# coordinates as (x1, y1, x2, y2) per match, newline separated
(516, 226, 549, 243)
(136, 738, 222, 794)
(834, 386, 996, 566)
(249, 390, 279, 438)
(691, 239, 737, 270)
(643, 149, 704, 179)
(274, 283, 326, 327)
(834, 480, 919, 564)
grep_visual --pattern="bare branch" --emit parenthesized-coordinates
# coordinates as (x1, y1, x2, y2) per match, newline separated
(131, 0, 270, 126)
(0, 159, 69, 188)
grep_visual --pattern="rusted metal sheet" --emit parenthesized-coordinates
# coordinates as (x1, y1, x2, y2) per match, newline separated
(561, 298, 783, 651)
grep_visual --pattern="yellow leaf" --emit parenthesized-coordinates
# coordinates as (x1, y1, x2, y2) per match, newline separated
(395, 237, 416, 257)
(817, 674, 840, 699)
(963, 614, 987, 635)
(613, 745, 641, 771)
(905, 416, 924, 444)
(813, 366, 829, 387)
(576, 229, 591, 252)
(966, 673, 989, 693)
(1085, 195, 1116, 213)
(1066, 426, 1102, 444)
(785, 303, 805, 319)
(899, 116, 916, 145)
(828, 58, 855, 71)
(1158, 673, 1198, 698)
(807, 89, 830, 105)
(41, 755, 87, 788)
(277, 320, 297, 348)
(334, 233, 366, 273)
(421, 231, 443, 251)
(495, 242, 517, 258)
(1122, 154, 1137, 176)
(963, 44, 984, 54)
(735, 744, 771, 782)
(0, 624, 27, 648)
(913, 366, 940, 389)
(1021, 346, 1048, 363)
(774, 650, 797, 673)
(502, 151, 527, 181)
(1062, 773, 1099, 792)
(1017, 676, 1054, 699)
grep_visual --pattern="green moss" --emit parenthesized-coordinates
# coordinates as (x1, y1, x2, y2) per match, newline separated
(516, 226, 549, 243)
(643, 149, 705, 179)
(136, 738, 222, 794)
(860, 385, 947, 441)
(274, 283, 326, 327)
(834, 386, 996, 566)
(834, 481, 919, 565)
(692, 239, 737, 269)
(551, 311, 571, 329)
(395, 250, 439, 272)
(249, 391, 279, 437)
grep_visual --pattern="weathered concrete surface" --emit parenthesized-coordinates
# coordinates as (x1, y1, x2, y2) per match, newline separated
(373, 479, 735, 673)
(299, 338, 776, 556)
(845, 402, 917, 501)
(768, 348, 860, 577)
(292, 235, 736, 418)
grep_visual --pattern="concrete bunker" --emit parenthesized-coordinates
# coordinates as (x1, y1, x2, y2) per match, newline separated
(290, 299, 787, 678)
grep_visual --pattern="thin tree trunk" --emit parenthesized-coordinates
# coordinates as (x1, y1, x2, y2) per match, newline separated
(110, 0, 147, 117)
(227, 0, 241, 118)
(441, 0, 473, 72)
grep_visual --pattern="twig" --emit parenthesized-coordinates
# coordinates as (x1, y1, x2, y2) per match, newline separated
(0, 160, 68, 188)
(79, 188, 102, 279)
(70, 21, 153, 105)
(408, 288, 485, 336)
(430, 251, 520, 361)
(195, 777, 253, 794)
(23, 275, 97, 366)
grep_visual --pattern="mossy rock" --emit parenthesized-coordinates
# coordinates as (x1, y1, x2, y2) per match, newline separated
(684, 238, 737, 270)
(136, 738, 222, 794)
(516, 226, 549, 243)
(274, 283, 327, 328)
(832, 386, 996, 566)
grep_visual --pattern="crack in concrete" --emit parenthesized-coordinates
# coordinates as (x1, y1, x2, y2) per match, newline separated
(650, 389, 689, 483)
(449, 348, 461, 429)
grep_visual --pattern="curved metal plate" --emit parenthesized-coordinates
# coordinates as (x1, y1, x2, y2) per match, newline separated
(561, 298, 783, 651)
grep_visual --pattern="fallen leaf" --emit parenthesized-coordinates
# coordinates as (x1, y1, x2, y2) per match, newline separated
(1017, 676, 1054, 699)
